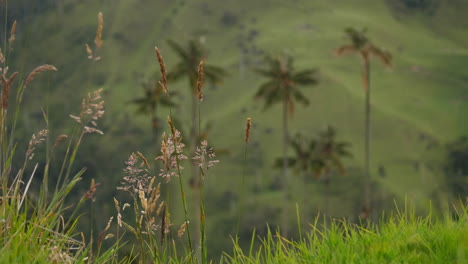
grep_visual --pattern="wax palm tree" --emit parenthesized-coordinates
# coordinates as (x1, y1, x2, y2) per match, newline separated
(255, 55, 318, 234)
(131, 75, 176, 137)
(255, 55, 318, 191)
(335, 27, 392, 215)
(275, 133, 317, 175)
(311, 126, 352, 216)
(277, 127, 351, 217)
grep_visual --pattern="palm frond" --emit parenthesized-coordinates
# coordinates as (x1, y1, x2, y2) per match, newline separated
(254, 54, 318, 113)
(368, 45, 392, 67)
(254, 80, 278, 100)
(167, 39, 189, 61)
(292, 70, 318, 85)
(330, 155, 346, 176)
(167, 63, 188, 82)
(204, 64, 227, 83)
(344, 27, 368, 48)
(292, 90, 309, 106)
(334, 45, 357, 57)
(254, 68, 276, 78)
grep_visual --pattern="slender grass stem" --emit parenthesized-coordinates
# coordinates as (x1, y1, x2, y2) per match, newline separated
(236, 118, 250, 241)
(169, 107, 194, 263)
(198, 99, 207, 263)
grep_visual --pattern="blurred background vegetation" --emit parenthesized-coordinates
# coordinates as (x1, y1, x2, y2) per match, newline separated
(2, 0, 467, 259)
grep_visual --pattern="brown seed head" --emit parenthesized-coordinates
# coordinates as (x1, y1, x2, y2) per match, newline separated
(156, 201, 165, 216)
(23, 65, 58, 91)
(1, 71, 19, 110)
(83, 178, 100, 200)
(245, 117, 251, 144)
(95, 12, 104, 49)
(178, 221, 188, 237)
(85, 44, 93, 59)
(155, 47, 168, 94)
(53, 134, 68, 148)
(167, 116, 176, 136)
(0, 49, 4, 64)
(137, 151, 150, 169)
(8, 20, 16, 47)
(197, 60, 204, 101)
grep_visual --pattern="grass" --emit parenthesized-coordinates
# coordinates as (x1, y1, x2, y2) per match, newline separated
(225, 203, 468, 264)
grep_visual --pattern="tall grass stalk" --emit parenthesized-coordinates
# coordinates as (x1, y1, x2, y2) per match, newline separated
(156, 46, 194, 262)
(170, 116, 194, 263)
(236, 117, 251, 240)
(196, 60, 207, 263)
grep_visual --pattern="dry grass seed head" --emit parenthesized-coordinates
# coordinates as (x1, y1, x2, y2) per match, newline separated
(83, 178, 100, 201)
(137, 151, 150, 168)
(0, 49, 4, 64)
(178, 221, 188, 237)
(8, 20, 16, 48)
(155, 131, 187, 182)
(245, 117, 252, 144)
(148, 183, 161, 215)
(139, 187, 147, 211)
(48, 246, 74, 264)
(118, 152, 153, 193)
(197, 60, 204, 101)
(1, 71, 19, 109)
(26, 129, 48, 160)
(192, 140, 219, 178)
(154, 47, 168, 94)
(23, 64, 58, 91)
(167, 116, 176, 136)
(70, 88, 105, 135)
(85, 44, 93, 59)
(156, 201, 165, 216)
(95, 12, 104, 49)
(114, 198, 123, 227)
(97, 216, 113, 249)
(53, 134, 68, 148)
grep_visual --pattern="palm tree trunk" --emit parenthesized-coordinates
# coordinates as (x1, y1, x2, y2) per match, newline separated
(362, 57, 371, 215)
(281, 99, 290, 236)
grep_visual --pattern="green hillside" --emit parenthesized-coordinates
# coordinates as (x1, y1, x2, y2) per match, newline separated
(4, 0, 468, 256)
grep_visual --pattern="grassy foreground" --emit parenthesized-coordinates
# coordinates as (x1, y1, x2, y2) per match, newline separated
(1, 196, 466, 263)
(224, 206, 468, 264)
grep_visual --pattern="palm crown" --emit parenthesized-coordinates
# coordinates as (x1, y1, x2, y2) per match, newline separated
(167, 39, 226, 92)
(312, 126, 352, 177)
(277, 126, 351, 179)
(131, 76, 176, 116)
(335, 27, 392, 68)
(255, 55, 318, 115)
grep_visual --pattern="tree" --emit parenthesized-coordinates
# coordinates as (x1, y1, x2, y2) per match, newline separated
(312, 126, 352, 216)
(131, 74, 176, 138)
(255, 55, 318, 233)
(278, 126, 351, 217)
(335, 27, 392, 216)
